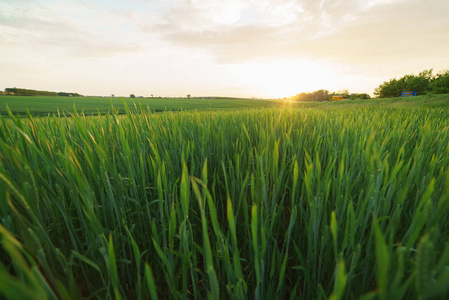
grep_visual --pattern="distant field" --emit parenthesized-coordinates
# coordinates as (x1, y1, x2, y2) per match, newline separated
(1, 94, 448, 116)
(0, 95, 282, 116)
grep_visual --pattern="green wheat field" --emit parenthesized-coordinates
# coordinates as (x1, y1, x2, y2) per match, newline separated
(1, 95, 449, 299)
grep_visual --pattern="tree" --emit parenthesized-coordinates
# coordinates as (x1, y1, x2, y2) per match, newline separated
(291, 92, 310, 101)
(352, 93, 371, 100)
(337, 89, 350, 98)
(429, 70, 449, 94)
(311, 89, 329, 101)
(374, 69, 433, 98)
(5, 87, 58, 96)
(58, 92, 83, 97)
(290, 90, 330, 101)
(187, 94, 191, 99)
(130, 94, 135, 98)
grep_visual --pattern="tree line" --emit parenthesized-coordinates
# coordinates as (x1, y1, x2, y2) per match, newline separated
(374, 69, 449, 98)
(289, 89, 371, 102)
(288, 68, 449, 101)
(3, 88, 83, 97)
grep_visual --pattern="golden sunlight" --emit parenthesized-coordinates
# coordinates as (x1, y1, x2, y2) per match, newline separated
(234, 59, 338, 98)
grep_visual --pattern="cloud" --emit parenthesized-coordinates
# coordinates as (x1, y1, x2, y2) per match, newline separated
(151, 0, 449, 68)
(1, 0, 448, 97)
(149, 0, 362, 61)
(0, 0, 142, 58)
(291, 0, 449, 68)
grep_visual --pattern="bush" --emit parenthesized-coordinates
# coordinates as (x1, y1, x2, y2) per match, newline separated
(352, 93, 371, 100)
(291, 89, 330, 101)
(429, 71, 449, 94)
(374, 69, 449, 98)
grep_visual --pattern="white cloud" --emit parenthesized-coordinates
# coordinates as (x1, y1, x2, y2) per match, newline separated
(0, 0, 146, 57)
(152, 0, 449, 67)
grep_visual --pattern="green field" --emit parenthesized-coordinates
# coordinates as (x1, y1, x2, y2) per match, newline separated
(1, 94, 448, 117)
(1, 95, 449, 299)
(0, 95, 283, 116)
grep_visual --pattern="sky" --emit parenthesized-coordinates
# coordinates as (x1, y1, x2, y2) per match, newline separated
(1, 0, 448, 98)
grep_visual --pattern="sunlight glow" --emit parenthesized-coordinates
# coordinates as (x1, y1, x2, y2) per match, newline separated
(233, 59, 339, 98)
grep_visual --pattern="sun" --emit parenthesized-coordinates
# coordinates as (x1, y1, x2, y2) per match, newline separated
(243, 59, 337, 98)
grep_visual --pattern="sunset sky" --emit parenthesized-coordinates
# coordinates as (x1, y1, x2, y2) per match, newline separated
(1, 0, 448, 98)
